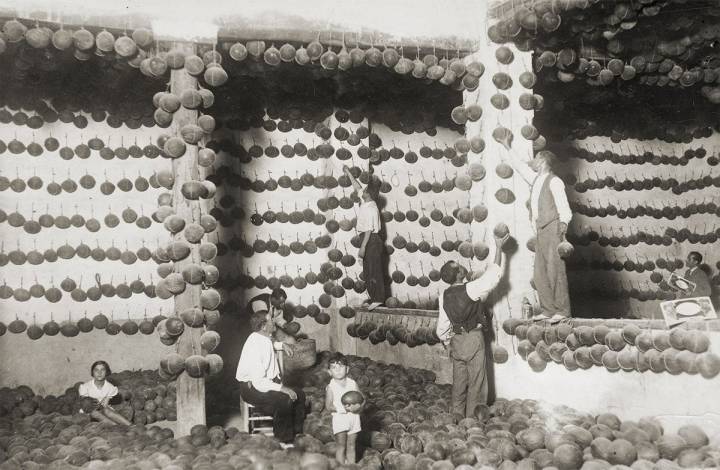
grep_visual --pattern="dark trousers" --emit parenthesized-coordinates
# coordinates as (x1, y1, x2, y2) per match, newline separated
(238, 382, 306, 443)
(534, 219, 570, 316)
(363, 233, 387, 303)
(449, 329, 487, 418)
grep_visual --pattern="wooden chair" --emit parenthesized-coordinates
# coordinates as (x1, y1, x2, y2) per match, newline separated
(239, 400, 274, 435)
(238, 350, 285, 435)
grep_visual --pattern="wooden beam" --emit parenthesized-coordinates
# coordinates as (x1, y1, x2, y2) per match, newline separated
(169, 40, 206, 437)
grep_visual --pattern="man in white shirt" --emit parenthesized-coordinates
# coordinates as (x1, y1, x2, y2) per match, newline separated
(235, 311, 305, 445)
(343, 165, 387, 305)
(435, 233, 508, 418)
(508, 150, 572, 320)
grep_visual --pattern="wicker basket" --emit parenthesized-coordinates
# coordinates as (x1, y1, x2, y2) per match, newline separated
(282, 339, 316, 371)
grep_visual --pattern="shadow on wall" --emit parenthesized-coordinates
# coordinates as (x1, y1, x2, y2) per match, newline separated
(206, 309, 250, 417)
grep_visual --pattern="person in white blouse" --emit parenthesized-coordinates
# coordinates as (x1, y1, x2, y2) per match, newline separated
(342, 165, 387, 305)
(507, 150, 572, 321)
(78, 360, 131, 425)
(435, 233, 509, 418)
(235, 311, 305, 445)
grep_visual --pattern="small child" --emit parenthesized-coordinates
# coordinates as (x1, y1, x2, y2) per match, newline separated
(325, 353, 363, 464)
(78, 360, 132, 425)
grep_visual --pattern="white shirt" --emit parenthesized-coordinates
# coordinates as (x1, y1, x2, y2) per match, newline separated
(235, 332, 284, 392)
(515, 166, 572, 228)
(355, 200, 380, 233)
(327, 377, 359, 414)
(435, 264, 503, 343)
(78, 380, 118, 402)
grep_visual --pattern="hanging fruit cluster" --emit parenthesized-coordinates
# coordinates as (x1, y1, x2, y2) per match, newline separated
(568, 278, 676, 302)
(1, 311, 167, 340)
(347, 318, 441, 347)
(0, 127, 167, 160)
(152, 87, 215, 130)
(0, 20, 170, 128)
(0, 272, 158, 303)
(157, 314, 223, 381)
(220, 38, 481, 91)
(0, 239, 156, 266)
(564, 146, 706, 166)
(570, 199, 720, 220)
(504, 319, 720, 378)
(347, 314, 510, 361)
(0, 204, 155, 233)
(0, 169, 161, 195)
(567, 226, 720, 247)
(573, 173, 720, 194)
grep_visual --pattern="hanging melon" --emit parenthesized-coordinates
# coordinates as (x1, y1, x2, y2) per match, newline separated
(204, 66, 228, 87)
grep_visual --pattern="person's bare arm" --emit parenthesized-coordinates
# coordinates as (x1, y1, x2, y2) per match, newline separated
(505, 157, 535, 185)
(325, 384, 336, 412)
(493, 234, 510, 266)
(342, 165, 363, 193)
(465, 234, 510, 302)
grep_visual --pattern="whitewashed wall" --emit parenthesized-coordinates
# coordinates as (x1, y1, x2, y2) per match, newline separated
(564, 135, 720, 318)
(212, 117, 465, 313)
(0, 108, 173, 327)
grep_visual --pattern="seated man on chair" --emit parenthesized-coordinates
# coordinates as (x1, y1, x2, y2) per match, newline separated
(235, 311, 306, 446)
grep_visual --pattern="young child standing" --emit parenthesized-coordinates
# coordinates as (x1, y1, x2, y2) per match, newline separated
(78, 360, 132, 425)
(342, 165, 387, 306)
(324, 353, 363, 464)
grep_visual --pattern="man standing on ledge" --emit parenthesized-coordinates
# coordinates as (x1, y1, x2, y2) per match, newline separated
(508, 150, 572, 321)
(342, 165, 386, 307)
(436, 232, 509, 418)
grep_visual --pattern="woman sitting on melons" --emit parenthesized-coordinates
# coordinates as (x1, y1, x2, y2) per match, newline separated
(78, 360, 132, 425)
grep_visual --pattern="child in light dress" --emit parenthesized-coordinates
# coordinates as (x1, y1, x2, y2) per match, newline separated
(78, 360, 131, 425)
(324, 353, 364, 464)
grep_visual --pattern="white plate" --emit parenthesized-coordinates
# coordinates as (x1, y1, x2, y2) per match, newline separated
(675, 279, 689, 290)
(676, 302, 702, 317)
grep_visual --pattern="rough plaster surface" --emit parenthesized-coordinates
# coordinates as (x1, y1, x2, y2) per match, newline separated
(0, 117, 174, 327)
(0, 329, 170, 395)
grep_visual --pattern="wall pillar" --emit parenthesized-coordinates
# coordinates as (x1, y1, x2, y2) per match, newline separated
(170, 41, 206, 436)
(464, 8, 536, 351)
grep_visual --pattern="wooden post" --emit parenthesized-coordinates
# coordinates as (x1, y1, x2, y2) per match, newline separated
(170, 41, 206, 436)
